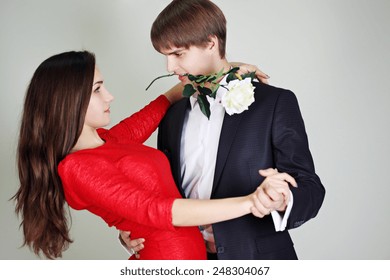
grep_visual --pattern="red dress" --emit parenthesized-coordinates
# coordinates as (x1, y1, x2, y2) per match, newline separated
(58, 95, 206, 260)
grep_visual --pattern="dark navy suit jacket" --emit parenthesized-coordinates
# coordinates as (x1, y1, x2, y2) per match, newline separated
(157, 82, 325, 259)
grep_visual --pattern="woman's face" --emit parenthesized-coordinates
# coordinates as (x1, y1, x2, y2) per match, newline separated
(84, 67, 114, 129)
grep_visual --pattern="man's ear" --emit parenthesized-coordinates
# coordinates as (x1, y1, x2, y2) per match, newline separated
(207, 35, 219, 51)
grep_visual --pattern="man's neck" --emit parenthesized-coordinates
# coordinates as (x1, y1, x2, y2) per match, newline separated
(212, 58, 230, 75)
(208, 58, 230, 84)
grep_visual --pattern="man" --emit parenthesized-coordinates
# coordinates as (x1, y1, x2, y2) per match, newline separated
(123, 0, 325, 260)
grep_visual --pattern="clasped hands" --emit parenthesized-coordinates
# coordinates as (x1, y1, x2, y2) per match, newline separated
(249, 168, 297, 218)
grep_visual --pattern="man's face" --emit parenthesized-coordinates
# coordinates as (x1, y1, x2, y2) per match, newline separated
(160, 44, 216, 85)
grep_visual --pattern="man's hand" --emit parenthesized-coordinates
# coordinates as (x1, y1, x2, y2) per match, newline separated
(119, 231, 145, 259)
(250, 168, 297, 218)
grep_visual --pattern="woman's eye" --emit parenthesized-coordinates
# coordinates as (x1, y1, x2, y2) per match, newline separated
(94, 87, 100, 93)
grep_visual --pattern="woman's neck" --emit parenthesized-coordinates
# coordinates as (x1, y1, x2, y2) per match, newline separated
(71, 126, 105, 153)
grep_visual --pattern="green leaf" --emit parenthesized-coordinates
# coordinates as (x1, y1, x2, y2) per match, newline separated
(227, 67, 240, 74)
(183, 84, 196, 97)
(197, 86, 212, 96)
(187, 74, 197, 82)
(242, 71, 256, 81)
(206, 76, 217, 83)
(197, 94, 211, 119)
(226, 72, 237, 83)
(195, 76, 208, 83)
(210, 84, 220, 98)
(214, 68, 225, 80)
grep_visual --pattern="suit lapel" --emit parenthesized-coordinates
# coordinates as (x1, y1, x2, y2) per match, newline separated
(211, 112, 244, 196)
(170, 99, 190, 194)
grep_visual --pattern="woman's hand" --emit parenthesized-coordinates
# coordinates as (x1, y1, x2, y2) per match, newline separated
(119, 230, 145, 259)
(163, 82, 184, 104)
(230, 62, 270, 84)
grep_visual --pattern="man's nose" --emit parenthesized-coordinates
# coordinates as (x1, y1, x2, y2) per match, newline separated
(166, 56, 176, 73)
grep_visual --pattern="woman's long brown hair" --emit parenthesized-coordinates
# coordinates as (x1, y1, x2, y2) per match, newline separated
(13, 51, 95, 259)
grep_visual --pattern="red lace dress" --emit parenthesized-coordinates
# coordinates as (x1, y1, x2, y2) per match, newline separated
(58, 95, 206, 260)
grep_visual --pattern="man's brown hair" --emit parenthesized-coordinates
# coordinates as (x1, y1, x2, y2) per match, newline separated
(151, 0, 227, 58)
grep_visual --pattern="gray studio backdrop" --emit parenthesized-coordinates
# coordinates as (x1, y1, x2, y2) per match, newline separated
(1, 0, 389, 260)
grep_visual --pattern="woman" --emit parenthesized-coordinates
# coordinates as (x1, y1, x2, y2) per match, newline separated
(14, 50, 276, 260)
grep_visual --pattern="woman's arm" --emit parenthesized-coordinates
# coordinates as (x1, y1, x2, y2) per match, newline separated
(60, 154, 255, 230)
(106, 83, 184, 144)
(172, 196, 253, 226)
(163, 83, 184, 104)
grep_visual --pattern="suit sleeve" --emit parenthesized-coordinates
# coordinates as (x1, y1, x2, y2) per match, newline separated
(58, 154, 176, 231)
(104, 95, 170, 144)
(271, 90, 325, 229)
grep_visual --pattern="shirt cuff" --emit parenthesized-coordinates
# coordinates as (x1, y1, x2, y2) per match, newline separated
(118, 232, 133, 257)
(271, 190, 294, 231)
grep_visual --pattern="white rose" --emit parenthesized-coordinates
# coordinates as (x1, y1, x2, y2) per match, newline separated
(221, 77, 255, 115)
